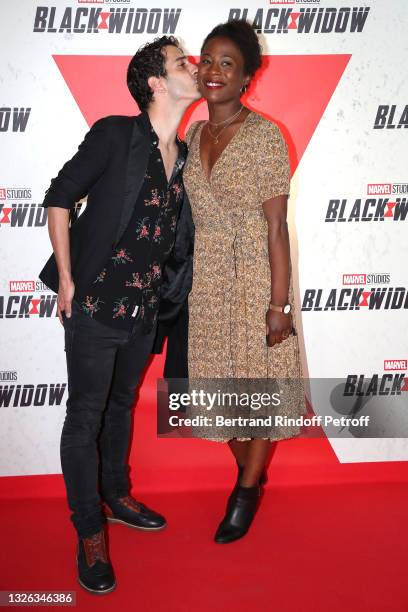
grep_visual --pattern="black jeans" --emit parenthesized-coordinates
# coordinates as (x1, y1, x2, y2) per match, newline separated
(60, 300, 156, 539)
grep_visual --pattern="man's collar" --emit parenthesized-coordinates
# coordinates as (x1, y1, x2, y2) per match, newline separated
(139, 111, 187, 157)
(136, 111, 158, 146)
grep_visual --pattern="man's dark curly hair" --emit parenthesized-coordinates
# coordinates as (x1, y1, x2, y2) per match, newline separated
(201, 19, 262, 79)
(127, 36, 181, 111)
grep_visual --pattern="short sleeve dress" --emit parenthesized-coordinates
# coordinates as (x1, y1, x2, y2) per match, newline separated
(183, 111, 305, 441)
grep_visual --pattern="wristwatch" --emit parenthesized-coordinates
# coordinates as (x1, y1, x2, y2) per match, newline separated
(269, 302, 291, 314)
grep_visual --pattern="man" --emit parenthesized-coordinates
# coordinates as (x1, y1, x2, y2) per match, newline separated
(39, 36, 199, 594)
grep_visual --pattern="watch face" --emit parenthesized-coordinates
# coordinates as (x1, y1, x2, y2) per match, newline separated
(283, 304, 291, 314)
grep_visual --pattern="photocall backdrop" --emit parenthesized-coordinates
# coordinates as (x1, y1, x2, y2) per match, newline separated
(0, 0, 407, 478)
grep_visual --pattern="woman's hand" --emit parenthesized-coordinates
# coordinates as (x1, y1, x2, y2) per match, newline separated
(265, 309, 293, 347)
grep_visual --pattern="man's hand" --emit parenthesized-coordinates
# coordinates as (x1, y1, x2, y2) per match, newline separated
(57, 277, 75, 325)
(266, 309, 293, 347)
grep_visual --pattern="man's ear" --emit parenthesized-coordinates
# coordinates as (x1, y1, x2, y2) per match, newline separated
(147, 75, 167, 96)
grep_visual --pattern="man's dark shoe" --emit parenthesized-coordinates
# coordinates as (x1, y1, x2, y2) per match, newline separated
(77, 529, 115, 595)
(103, 495, 167, 531)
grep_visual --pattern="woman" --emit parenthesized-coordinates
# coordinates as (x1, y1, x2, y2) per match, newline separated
(182, 20, 305, 543)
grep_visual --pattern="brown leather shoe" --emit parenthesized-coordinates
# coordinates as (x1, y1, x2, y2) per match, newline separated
(103, 495, 166, 530)
(77, 529, 116, 595)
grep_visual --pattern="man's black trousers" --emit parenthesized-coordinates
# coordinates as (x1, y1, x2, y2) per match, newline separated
(61, 300, 156, 538)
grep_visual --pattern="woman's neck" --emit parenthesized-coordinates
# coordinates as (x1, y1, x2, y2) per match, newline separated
(207, 101, 244, 125)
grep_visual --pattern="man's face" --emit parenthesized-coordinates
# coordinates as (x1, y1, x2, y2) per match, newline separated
(161, 45, 200, 104)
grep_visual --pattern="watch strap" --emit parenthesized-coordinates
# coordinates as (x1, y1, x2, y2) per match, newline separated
(269, 302, 291, 313)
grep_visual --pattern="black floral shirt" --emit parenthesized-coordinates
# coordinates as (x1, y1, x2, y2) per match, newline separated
(79, 118, 186, 333)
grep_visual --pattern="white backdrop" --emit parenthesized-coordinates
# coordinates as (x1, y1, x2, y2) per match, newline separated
(0, 0, 407, 476)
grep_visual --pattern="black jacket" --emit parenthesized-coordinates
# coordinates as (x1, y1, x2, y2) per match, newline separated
(38, 112, 194, 343)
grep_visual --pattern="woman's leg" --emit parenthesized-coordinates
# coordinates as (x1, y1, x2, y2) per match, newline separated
(214, 438, 276, 543)
(239, 439, 276, 487)
(227, 438, 274, 485)
(227, 439, 250, 470)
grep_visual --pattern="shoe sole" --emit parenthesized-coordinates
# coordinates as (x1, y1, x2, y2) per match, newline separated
(106, 517, 167, 531)
(214, 532, 248, 544)
(77, 577, 116, 595)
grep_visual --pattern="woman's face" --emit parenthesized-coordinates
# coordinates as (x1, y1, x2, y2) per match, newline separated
(198, 35, 249, 103)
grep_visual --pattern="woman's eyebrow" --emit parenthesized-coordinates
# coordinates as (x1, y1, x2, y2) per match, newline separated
(200, 52, 234, 59)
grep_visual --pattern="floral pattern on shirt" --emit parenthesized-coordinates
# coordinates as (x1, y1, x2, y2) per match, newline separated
(113, 297, 129, 319)
(144, 188, 161, 207)
(135, 217, 150, 240)
(81, 296, 104, 317)
(171, 183, 183, 201)
(125, 272, 144, 290)
(153, 224, 162, 243)
(94, 268, 107, 284)
(78, 121, 186, 331)
(111, 248, 133, 266)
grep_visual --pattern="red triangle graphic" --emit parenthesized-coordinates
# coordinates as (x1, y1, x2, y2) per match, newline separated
(53, 54, 350, 176)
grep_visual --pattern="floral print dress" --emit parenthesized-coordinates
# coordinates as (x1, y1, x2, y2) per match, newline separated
(183, 112, 305, 442)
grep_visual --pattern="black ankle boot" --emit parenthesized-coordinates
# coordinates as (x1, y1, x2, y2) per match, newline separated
(214, 484, 260, 544)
